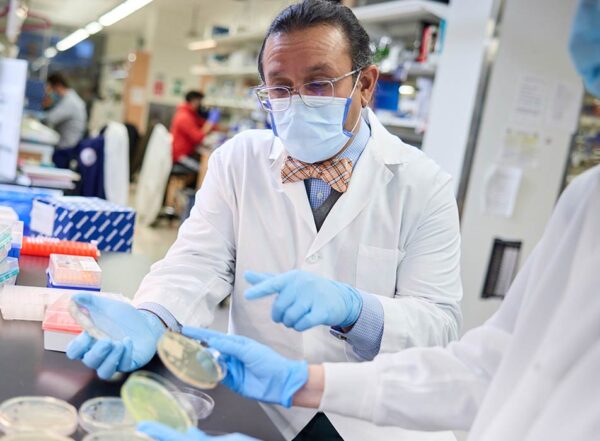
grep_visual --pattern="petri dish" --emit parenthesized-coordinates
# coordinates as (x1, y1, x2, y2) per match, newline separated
(157, 331, 226, 389)
(82, 429, 153, 441)
(1, 433, 73, 441)
(173, 387, 215, 420)
(78, 397, 136, 433)
(0, 396, 78, 436)
(68, 298, 126, 341)
(121, 371, 197, 433)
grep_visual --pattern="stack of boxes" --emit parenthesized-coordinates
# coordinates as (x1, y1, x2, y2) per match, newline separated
(0, 206, 23, 289)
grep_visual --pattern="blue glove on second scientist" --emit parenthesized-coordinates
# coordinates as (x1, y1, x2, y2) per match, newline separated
(137, 422, 257, 441)
(245, 270, 363, 331)
(66, 294, 165, 379)
(183, 327, 308, 408)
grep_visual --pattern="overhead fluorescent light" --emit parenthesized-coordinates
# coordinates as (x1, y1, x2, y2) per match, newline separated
(56, 28, 90, 52)
(99, 0, 154, 27)
(44, 47, 58, 58)
(85, 21, 103, 35)
(187, 39, 217, 51)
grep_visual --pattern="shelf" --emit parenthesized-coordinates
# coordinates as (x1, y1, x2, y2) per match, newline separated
(191, 65, 259, 77)
(188, 31, 265, 52)
(405, 62, 437, 77)
(377, 114, 420, 129)
(353, 0, 448, 25)
(203, 98, 258, 111)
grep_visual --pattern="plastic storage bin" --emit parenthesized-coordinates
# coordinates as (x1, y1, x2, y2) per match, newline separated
(47, 254, 102, 290)
(0, 223, 12, 262)
(42, 295, 84, 352)
(0, 257, 19, 288)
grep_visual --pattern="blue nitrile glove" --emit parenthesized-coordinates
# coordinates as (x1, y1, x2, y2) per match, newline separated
(66, 294, 166, 380)
(207, 108, 221, 124)
(137, 422, 259, 441)
(182, 327, 308, 408)
(569, 0, 600, 97)
(244, 270, 363, 331)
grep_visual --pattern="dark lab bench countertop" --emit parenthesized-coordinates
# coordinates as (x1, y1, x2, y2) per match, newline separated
(3, 254, 284, 441)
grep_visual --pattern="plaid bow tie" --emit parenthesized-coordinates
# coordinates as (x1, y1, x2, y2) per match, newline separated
(281, 156, 353, 193)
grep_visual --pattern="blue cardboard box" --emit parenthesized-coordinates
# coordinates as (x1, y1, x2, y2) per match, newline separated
(30, 197, 136, 253)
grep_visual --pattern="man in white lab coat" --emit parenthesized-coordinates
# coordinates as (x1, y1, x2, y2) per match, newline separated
(67, 1, 461, 439)
(137, 1, 600, 440)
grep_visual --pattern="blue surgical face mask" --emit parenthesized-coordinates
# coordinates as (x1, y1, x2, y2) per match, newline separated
(271, 74, 362, 164)
(569, 0, 600, 98)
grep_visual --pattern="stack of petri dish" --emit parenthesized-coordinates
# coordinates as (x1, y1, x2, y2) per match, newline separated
(0, 223, 19, 289)
(69, 299, 217, 426)
(0, 396, 78, 439)
(79, 396, 152, 440)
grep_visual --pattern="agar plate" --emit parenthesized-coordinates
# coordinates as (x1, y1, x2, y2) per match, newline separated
(157, 331, 226, 390)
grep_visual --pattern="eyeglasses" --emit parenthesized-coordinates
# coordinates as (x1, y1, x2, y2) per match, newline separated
(254, 68, 362, 113)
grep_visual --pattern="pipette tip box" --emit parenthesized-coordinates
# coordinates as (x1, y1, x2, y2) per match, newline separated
(42, 295, 84, 352)
(47, 254, 101, 291)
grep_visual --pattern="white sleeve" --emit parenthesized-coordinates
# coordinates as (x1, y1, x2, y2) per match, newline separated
(379, 171, 463, 353)
(133, 149, 236, 327)
(320, 246, 532, 432)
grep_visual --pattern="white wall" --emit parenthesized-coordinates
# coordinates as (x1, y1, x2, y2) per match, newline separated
(459, 0, 583, 332)
(422, 0, 500, 193)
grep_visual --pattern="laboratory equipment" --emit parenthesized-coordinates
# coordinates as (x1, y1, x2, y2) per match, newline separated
(42, 295, 84, 352)
(157, 331, 226, 390)
(121, 371, 197, 432)
(0, 286, 75, 321)
(82, 430, 152, 441)
(21, 237, 100, 259)
(0, 257, 19, 289)
(47, 254, 102, 291)
(174, 387, 215, 420)
(78, 397, 136, 433)
(0, 396, 78, 436)
(0, 223, 12, 262)
(68, 298, 124, 340)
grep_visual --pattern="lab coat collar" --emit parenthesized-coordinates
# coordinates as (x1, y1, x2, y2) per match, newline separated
(268, 107, 403, 254)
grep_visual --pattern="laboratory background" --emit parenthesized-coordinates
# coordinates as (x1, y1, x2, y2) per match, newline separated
(0, 0, 596, 440)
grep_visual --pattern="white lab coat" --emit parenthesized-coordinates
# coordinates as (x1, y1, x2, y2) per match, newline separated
(320, 165, 600, 441)
(135, 124, 173, 226)
(134, 108, 461, 440)
(103, 122, 130, 207)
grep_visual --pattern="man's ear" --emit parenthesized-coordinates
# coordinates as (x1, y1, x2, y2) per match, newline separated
(359, 64, 379, 107)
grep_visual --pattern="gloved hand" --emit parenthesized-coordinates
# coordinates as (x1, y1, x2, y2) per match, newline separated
(569, 0, 600, 97)
(137, 422, 259, 441)
(244, 270, 363, 331)
(207, 108, 221, 124)
(182, 327, 308, 408)
(66, 294, 166, 379)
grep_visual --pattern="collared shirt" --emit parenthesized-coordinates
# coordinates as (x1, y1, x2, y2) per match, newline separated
(44, 89, 87, 148)
(305, 116, 370, 209)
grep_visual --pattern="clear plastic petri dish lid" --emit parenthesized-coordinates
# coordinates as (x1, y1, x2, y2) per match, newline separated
(0, 396, 78, 436)
(1, 432, 73, 440)
(157, 331, 226, 390)
(82, 429, 153, 441)
(121, 371, 197, 433)
(68, 297, 126, 341)
(78, 397, 136, 433)
(173, 387, 215, 420)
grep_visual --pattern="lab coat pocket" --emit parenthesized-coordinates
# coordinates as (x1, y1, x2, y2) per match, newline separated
(356, 244, 402, 297)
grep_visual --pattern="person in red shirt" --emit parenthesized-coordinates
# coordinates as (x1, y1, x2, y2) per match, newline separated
(171, 90, 219, 163)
